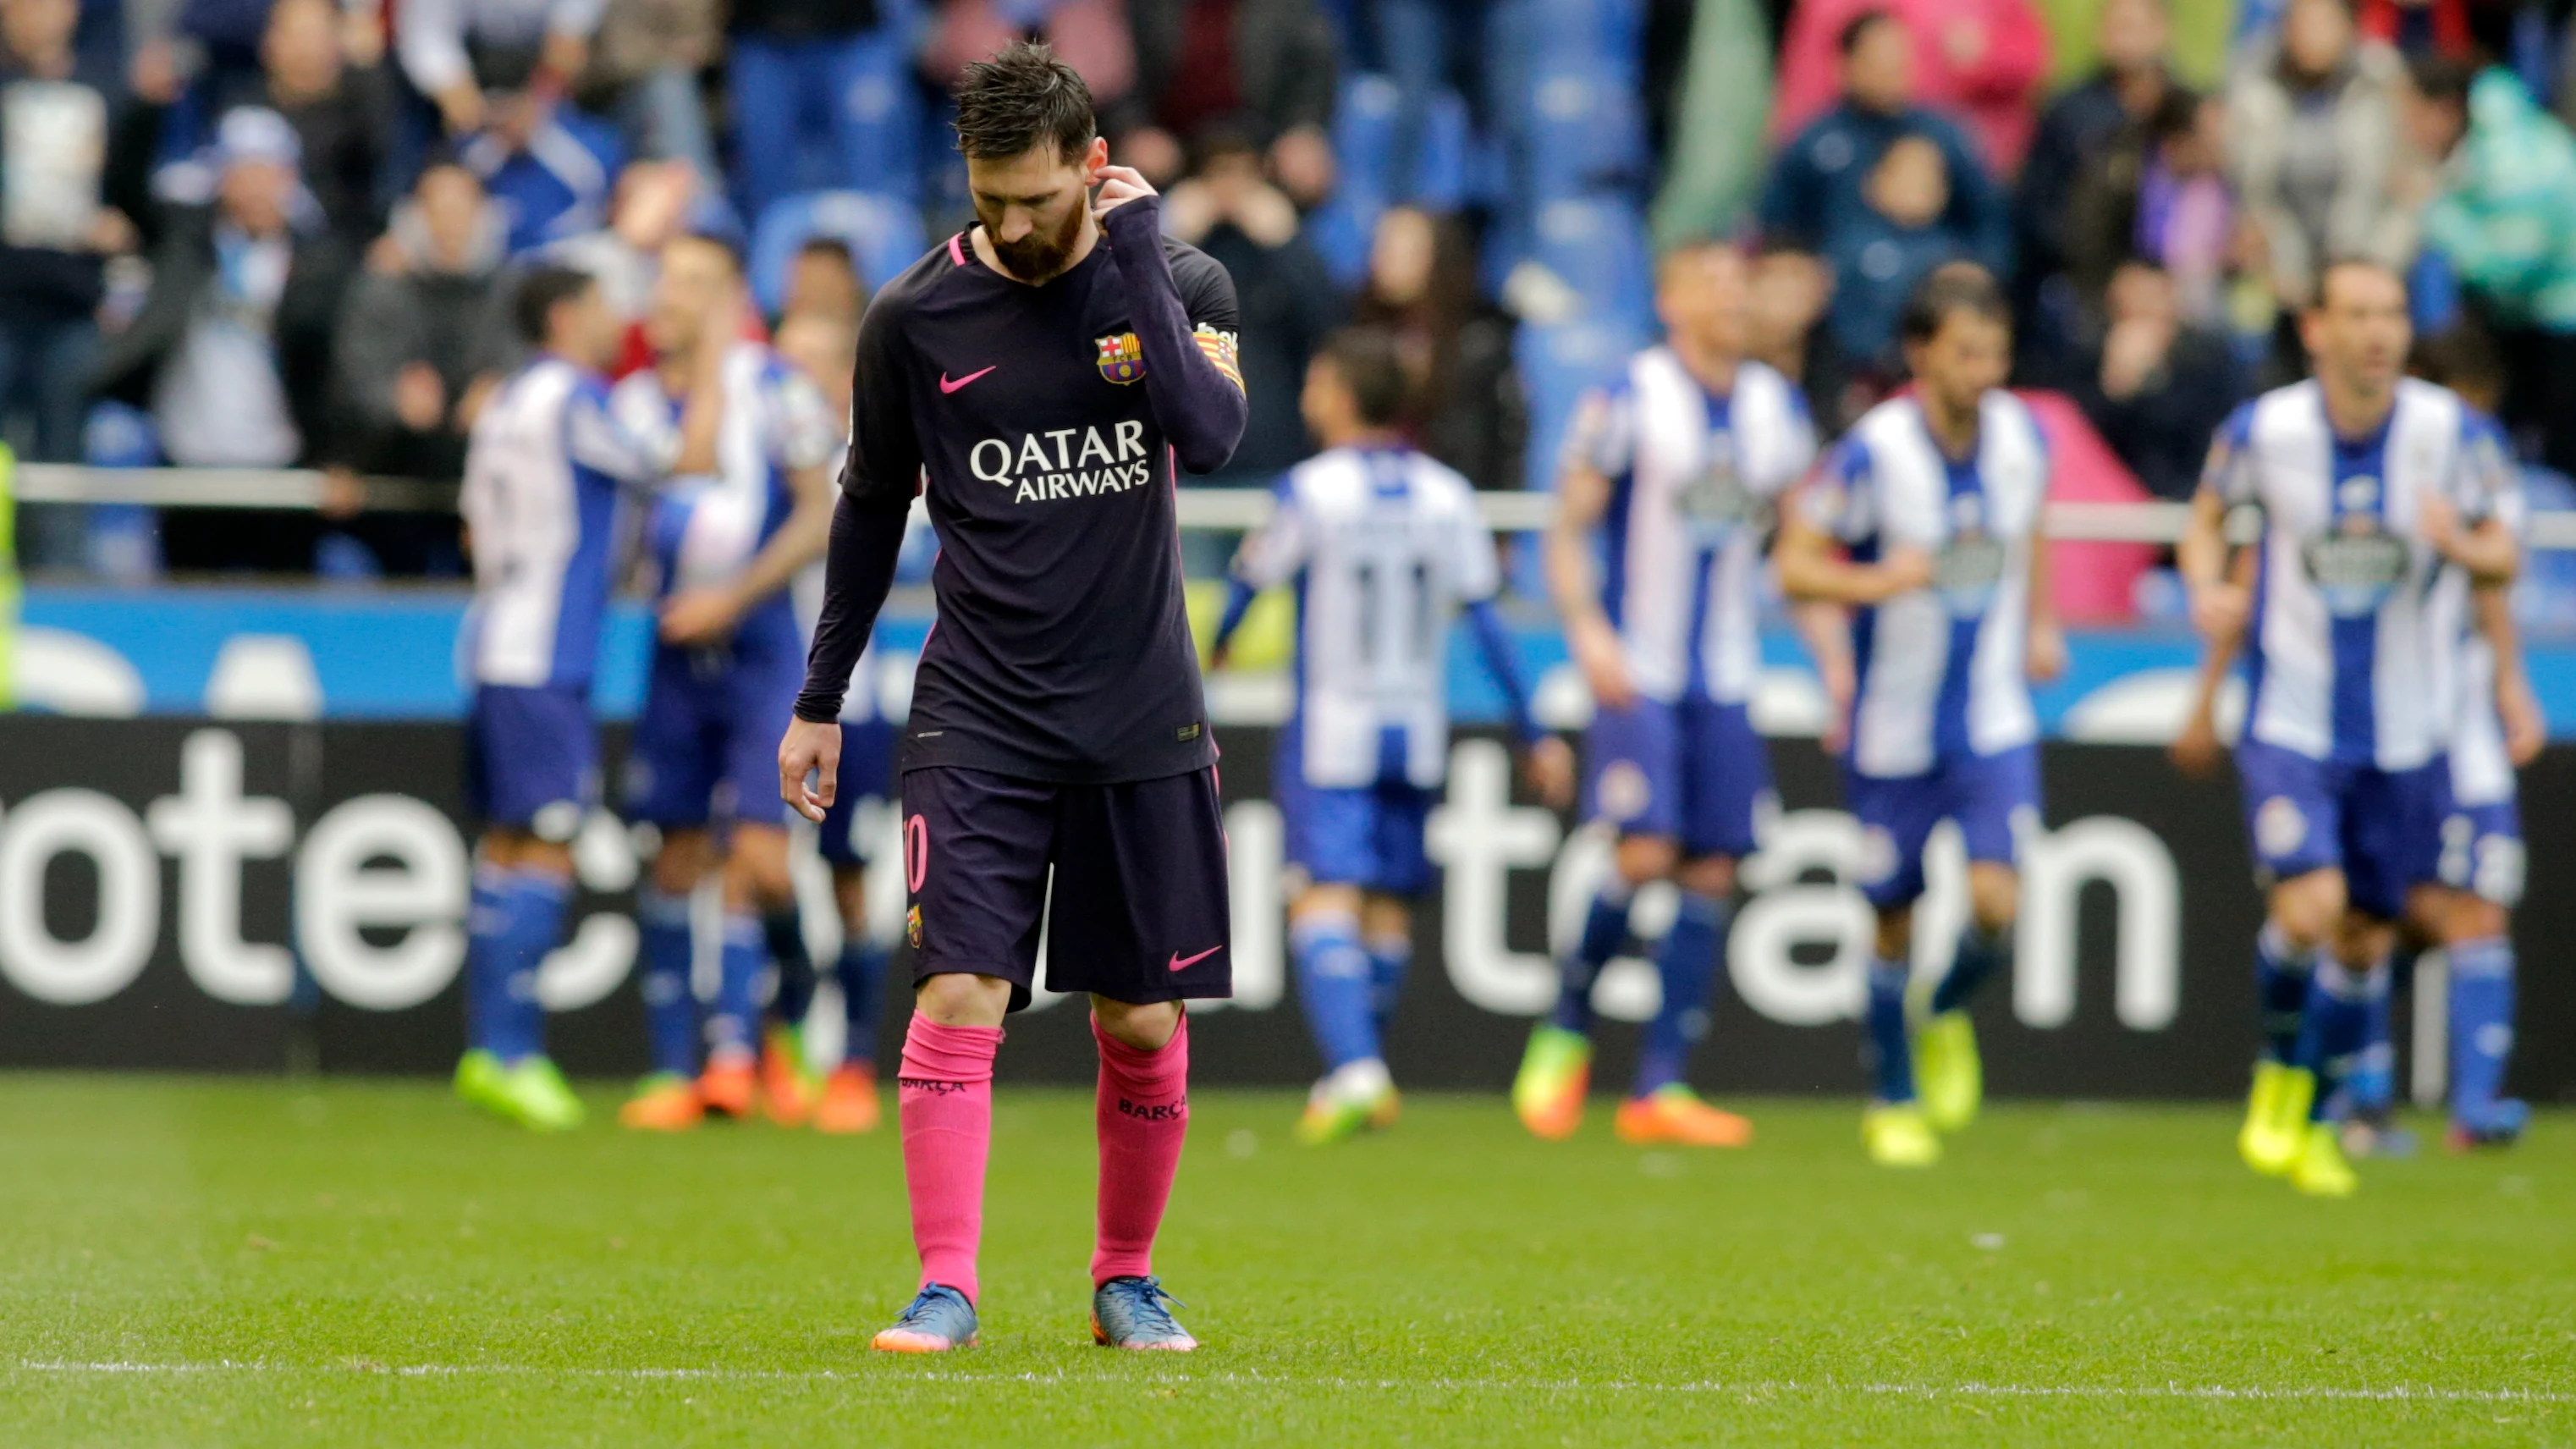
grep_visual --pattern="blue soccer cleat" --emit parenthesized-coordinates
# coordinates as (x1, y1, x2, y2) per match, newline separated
(870, 1285, 978, 1353)
(1090, 1275, 1198, 1351)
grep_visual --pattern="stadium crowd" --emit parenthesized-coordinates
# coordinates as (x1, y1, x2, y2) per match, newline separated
(5, 0, 2576, 594)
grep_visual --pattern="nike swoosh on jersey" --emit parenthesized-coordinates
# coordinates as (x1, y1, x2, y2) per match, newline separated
(1167, 945, 1223, 972)
(938, 366, 997, 394)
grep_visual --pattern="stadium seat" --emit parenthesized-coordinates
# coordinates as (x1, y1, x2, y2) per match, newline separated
(1527, 196, 1654, 320)
(748, 190, 929, 316)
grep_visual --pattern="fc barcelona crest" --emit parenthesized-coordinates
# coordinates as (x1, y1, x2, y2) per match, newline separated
(1096, 332, 1146, 384)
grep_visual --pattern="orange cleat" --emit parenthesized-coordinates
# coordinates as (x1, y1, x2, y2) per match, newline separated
(813, 1063, 882, 1135)
(697, 1053, 757, 1119)
(1613, 1084, 1754, 1148)
(618, 1073, 703, 1132)
(761, 1029, 817, 1127)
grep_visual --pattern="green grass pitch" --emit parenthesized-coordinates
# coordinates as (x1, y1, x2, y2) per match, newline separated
(1, 1076, 2569, 1446)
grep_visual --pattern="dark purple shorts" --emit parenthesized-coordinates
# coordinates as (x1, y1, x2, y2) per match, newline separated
(899, 765, 1232, 1011)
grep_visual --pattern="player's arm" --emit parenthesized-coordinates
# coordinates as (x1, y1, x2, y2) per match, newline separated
(1790, 599, 1854, 756)
(1094, 171, 1248, 475)
(2180, 408, 2256, 644)
(662, 460, 835, 644)
(1212, 477, 1305, 668)
(2478, 578, 2546, 766)
(782, 286, 925, 822)
(1772, 449, 1935, 606)
(1465, 592, 1576, 807)
(2025, 513, 2066, 684)
(669, 289, 742, 479)
(1544, 450, 1638, 711)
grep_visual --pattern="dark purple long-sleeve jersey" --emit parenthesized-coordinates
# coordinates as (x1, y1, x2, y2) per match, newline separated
(795, 197, 1247, 784)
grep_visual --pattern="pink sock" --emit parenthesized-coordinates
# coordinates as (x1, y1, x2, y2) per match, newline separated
(897, 1013, 1003, 1304)
(1090, 1011, 1191, 1287)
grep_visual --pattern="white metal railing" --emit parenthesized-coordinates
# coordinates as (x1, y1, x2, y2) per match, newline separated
(18, 464, 2576, 549)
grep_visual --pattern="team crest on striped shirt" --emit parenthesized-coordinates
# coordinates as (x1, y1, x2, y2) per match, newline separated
(1096, 332, 1146, 384)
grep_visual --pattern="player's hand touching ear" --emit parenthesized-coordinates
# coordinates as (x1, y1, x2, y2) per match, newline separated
(1091, 163, 1159, 221)
(779, 716, 842, 824)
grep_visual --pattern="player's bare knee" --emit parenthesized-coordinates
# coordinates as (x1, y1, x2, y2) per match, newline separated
(1967, 865, 2018, 933)
(1615, 835, 1680, 885)
(1676, 854, 1735, 899)
(1873, 906, 1913, 961)
(1359, 893, 1412, 942)
(832, 868, 869, 933)
(1093, 996, 1181, 1051)
(1291, 882, 1364, 926)
(2331, 912, 2397, 970)
(2267, 872, 2342, 950)
(915, 972, 1011, 1027)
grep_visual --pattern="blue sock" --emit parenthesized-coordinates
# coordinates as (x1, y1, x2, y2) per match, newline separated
(1293, 912, 1379, 1070)
(837, 936, 888, 1072)
(2447, 935, 2517, 1118)
(1365, 934, 1412, 1041)
(2254, 923, 2315, 1065)
(1863, 956, 1914, 1105)
(2345, 970, 2397, 1117)
(1551, 882, 1634, 1035)
(764, 907, 816, 1028)
(1930, 923, 2008, 1017)
(2295, 958, 2388, 1121)
(707, 913, 765, 1059)
(1633, 891, 1730, 1098)
(636, 886, 699, 1079)
(465, 867, 567, 1064)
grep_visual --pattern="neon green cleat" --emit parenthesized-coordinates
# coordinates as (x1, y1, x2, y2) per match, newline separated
(490, 1055, 586, 1132)
(454, 1049, 509, 1116)
(1914, 1010, 1982, 1132)
(1863, 1103, 1941, 1167)
(2241, 1063, 2312, 1177)
(1296, 1061, 1395, 1146)
(1511, 1025, 1591, 1140)
(2289, 1120, 2359, 1198)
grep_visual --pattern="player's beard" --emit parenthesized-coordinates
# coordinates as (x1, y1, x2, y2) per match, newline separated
(988, 201, 1087, 283)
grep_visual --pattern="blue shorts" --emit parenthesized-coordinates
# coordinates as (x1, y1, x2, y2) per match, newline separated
(2436, 796, 2524, 908)
(1583, 697, 1770, 860)
(901, 765, 1232, 1011)
(463, 683, 596, 840)
(1843, 745, 2041, 910)
(818, 718, 899, 868)
(1276, 730, 1437, 896)
(625, 642, 801, 830)
(2233, 740, 2446, 920)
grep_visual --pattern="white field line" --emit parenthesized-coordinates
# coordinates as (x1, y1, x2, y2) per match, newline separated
(13, 1360, 2574, 1404)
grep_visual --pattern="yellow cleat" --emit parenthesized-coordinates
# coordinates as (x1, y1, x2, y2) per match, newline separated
(1914, 1011, 1982, 1132)
(2289, 1120, 2359, 1198)
(1296, 1061, 1395, 1146)
(1863, 1103, 1941, 1167)
(2240, 1063, 2311, 1177)
(1511, 1025, 1591, 1140)
(1613, 1084, 1753, 1147)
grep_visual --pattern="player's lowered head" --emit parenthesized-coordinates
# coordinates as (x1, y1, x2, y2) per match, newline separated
(515, 264, 619, 373)
(2301, 258, 2411, 423)
(1655, 239, 1752, 375)
(647, 231, 745, 364)
(1301, 326, 1409, 452)
(955, 40, 1109, 284)
(1899, 262, 2012, 434)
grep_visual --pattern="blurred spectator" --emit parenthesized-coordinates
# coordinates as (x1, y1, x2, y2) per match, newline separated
(1, 0, 143, 473)
(1821, 133, 1972, 376)
(452, 46, 627, 254)
(1745, 242, 1837, 406)
(398, 0, 603, 143)
(1352, 205, 1524, 491)
(781, 234, 863, 327)
(252, 0, 392, 240)
(581, 0, 719, 179)
(1121, 0, 1339, 203)
(726, 0, 911, 220)
(1367, 0, 1485, 201)
(541, 156, 697, 325)
(2226, 0, 2418, 315)
(2072, 260, 2244, 502)
(2408, 56, 2576, 475)
(2357, 0, 2477, 60)
(2129, 91, 2233, 330)
(91, 107, 352, 569)
(322, 158, 514, 572)
(2014, 0, 2177, 364)
(1163, 126, 1341, 482)
(1759, 11, 2010, 278)
(1772, 0, 2049, 176)
(925, 3, 1139, 160)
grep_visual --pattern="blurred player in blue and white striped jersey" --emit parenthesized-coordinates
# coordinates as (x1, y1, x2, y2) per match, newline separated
(611, 234, 840, 1132)
(1214, 328, 1573, 1144)
(1514, 241, 1820, 1150)
(454, 265, 681, 1131)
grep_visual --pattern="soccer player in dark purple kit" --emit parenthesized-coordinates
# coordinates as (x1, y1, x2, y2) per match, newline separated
(776, 42, 1246, 1354)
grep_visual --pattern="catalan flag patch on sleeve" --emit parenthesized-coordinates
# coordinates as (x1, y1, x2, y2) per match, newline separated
(1193, 325, 1244, 393)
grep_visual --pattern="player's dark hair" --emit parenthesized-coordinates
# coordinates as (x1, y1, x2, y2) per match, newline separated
(2407, 50, 2476, 109)
(1838, 8, 1896, 55)
(1318, 327, 1410, 428)
(953, 40, 1096, 162)
(1898, 262, 2009, 346)
(514, 265, 596, 345)
(669, 227, 745, 273)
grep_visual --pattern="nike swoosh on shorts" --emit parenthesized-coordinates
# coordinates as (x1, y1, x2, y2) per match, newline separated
(1168, 945, 1222, 972)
